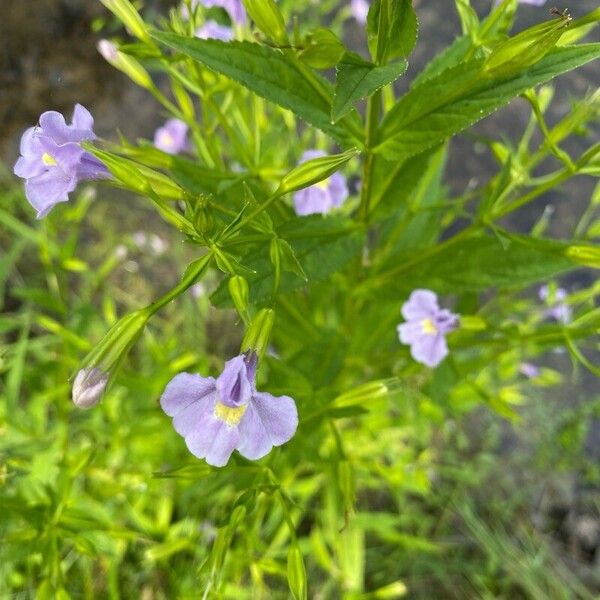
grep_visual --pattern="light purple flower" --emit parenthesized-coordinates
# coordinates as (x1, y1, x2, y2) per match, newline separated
(293, 150, 349, 216)
(161, 354, 298, 467)
(519, 362, 540, 378)
(203, 0, 247, 24)
(195, 19, 234, 41)
(184, 0, 247, 24)
(539, 285, 571, 324)
(13, 104, 108, 218)
(351, 0, 369, 24)
(397, 289, 459, 368)
(153, 118, 189, 155)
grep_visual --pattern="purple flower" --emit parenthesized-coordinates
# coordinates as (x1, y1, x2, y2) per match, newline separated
(539, 285, 571, 324)
(153, 118, 189, 155)
(397, 289, 459, 368)
(184, 0, 247, 24)
(351, 0, 369, 24)
(195, 19, 234, 41)
(519, 362, 540, 378)
(13, 104, 108, 218)
(161, 354, 298, 467)
(203, 0, 247, 24)
(293, 150, 349, 216)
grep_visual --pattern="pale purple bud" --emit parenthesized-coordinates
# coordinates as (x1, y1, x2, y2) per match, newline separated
(72, 368, 108, 409)
(97, 39, 119, 62)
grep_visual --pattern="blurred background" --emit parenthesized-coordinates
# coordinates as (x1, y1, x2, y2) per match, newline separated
(1, 0, 599, 596)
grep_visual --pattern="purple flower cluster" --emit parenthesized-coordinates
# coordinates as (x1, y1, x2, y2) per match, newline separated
(13, 105, 108, 218)
(153, 119, 190, 155)
(161, 354, 298, 467)
(397, 289, 459, 368)
(293, 150, 349, 216)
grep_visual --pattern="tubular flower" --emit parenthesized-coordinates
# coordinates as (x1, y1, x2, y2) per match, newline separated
(13, 104, 108, 218)
(161, 354, 298, 467)
(293, 150, 349, 216)
(397, 289, 459, 368)
(153, 119, 189, 154)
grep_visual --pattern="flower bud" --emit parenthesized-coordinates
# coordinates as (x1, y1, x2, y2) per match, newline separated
(242, 0, 288, 46)
(241, 308, 275, 360)
(276, 148, 357, 196)
(72, 368, 109, 409)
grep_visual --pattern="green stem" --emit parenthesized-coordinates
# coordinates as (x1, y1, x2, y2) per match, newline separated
(358, 90, 382, 223)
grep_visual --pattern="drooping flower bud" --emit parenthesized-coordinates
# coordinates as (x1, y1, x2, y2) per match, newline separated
(72, 368, 109, 409)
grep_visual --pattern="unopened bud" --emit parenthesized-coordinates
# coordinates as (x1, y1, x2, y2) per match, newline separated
(72, 368, 108, 409)
(97, 39, 118, 61)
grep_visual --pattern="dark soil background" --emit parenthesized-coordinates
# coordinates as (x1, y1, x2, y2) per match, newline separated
(1, 0, 598, 591)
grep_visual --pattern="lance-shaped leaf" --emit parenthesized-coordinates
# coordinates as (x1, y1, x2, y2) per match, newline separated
(367, 0, 418, 63)
(375, 43, 600, 161)
(365, 232, 597, 297)
(332, 54, 407, 123)
(152, 31, 362, 147)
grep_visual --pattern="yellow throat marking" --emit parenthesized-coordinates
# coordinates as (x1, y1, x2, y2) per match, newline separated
(421, 318, 438, 335)
(160, 132, 174, 146)
(42, 152, 57, 166)
(214, 401, 247, 426)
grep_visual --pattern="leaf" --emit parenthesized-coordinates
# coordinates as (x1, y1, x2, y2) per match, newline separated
(152, 32, 362, 147)
(375, 44, 600, 161)
(332, 55, 407, 123)
(369, 232, 591, 297)
(212, 215, 365, 306)
(367, 0, 418, 63)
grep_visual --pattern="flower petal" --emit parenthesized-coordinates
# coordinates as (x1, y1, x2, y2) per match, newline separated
(328, 172, 349, 208)
(237, 392, 298, 460)
(397, 321, 425, 345)
(160, 372, 216, 417)
(216, 355, 252, 407)
(173, 391, 217, 437)
(410, 333, 448, 368)
(25, 171, 76, 218)
(185, 415, 240, 467)
(401, 289, 440, 321)
(71, 104, 95, 132)
(38, 111, 71, 145)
